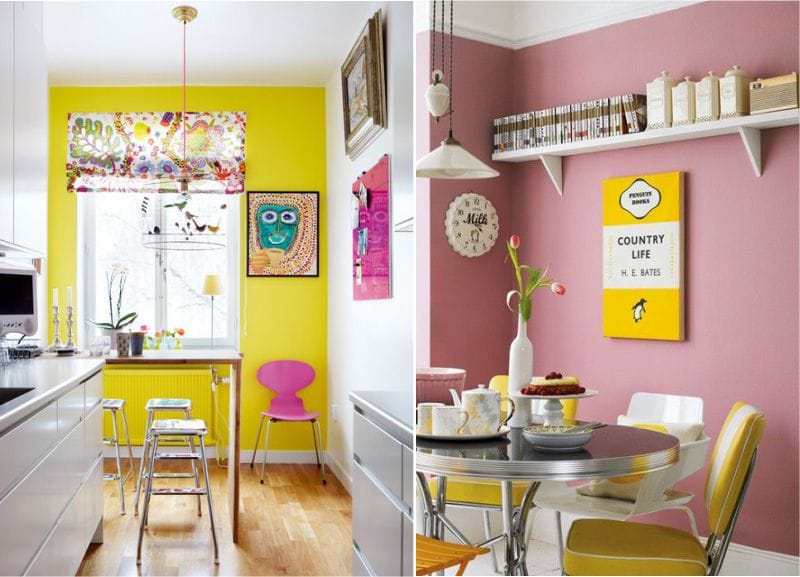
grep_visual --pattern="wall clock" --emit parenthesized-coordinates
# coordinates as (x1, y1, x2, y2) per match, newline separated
(444, 192, 499, 257)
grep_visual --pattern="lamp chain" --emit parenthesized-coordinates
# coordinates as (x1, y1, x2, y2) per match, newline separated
(448, 0, 454, 138)
(183, 19, 187, 173)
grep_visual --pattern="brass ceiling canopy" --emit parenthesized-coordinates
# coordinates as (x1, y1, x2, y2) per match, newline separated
(172, 5, 198, 24)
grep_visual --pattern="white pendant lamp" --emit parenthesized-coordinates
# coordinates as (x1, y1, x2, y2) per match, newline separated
(416, 0, 499, 180)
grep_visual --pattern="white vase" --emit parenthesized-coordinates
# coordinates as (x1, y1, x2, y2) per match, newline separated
(102, 328, 118, 353)
(508, 313, 533, 428)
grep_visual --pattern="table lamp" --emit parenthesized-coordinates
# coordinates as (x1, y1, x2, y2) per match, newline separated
(202, 274, 223, 348)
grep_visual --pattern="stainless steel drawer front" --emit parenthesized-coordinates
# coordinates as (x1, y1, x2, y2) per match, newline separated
(353, 411, 403, 499)
(352, 463, 402, 577)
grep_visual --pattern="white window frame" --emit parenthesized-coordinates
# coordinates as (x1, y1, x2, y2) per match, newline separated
(77, 193, 240, 349)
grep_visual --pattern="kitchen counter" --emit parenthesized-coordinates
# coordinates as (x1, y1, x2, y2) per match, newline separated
(350, 389, 414, 576)
(0, 356, 105, 434)
(349, 389, 413, 447)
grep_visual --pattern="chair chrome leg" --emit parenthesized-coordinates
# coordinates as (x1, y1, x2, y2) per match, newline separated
(137, 435, 159, 564)
(311, 419, 321, 467)
(134, 411, 155, 516)
(260, 419, 272, 484)
(555, 510, 564, 574)
(250, 415, 265, 468)
(120, 407, 135, 486)
(198, 436, 220, 564)
(313, 419, 327, 485)
(111, 410, 126, 515)
(483, 510, 499, 574)
(185, 409, 202, 516)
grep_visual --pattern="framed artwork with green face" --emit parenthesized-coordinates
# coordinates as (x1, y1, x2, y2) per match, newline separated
(247, 192, 319, 277)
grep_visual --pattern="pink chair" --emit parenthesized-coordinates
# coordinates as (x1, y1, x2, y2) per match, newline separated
(249, 360, 326, 485)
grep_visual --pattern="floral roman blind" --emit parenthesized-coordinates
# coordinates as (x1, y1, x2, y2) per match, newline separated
(66, 111, 246, 193)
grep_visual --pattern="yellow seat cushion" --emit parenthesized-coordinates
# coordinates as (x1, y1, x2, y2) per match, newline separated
(564, 518, 707, 576)
(429, 476, 531, 507)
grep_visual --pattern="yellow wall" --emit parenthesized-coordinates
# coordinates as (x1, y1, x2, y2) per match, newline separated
(49, 86, 328, 451)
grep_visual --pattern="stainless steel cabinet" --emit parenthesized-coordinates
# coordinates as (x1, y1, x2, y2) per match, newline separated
(350, 392, 413, 576)
(0, 369, 104, 576)
(0, 3, 13, 243)
(0, 1, 48, 255)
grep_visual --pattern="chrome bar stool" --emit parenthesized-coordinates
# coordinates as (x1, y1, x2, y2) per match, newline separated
(102, 399, 135, 515)
(134, 398, 201, 517)
(137, 418, 219, 565)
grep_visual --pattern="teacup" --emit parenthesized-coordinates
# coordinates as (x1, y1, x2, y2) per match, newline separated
(417, 402, 445, 434)
(432, 405, 470, 436)
(460, 384, 515, 435)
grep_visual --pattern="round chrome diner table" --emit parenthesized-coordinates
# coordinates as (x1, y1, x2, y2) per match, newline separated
(415, 425, 680, 576)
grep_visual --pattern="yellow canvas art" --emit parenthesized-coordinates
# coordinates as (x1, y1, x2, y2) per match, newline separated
(602, 171, 684, 340)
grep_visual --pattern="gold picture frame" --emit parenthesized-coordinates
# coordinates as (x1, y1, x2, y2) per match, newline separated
(341, 10, 386, 160)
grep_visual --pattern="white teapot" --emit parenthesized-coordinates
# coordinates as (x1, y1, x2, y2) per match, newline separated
(460, 384, 515, 435)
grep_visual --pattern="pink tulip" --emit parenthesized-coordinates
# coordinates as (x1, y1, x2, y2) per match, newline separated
(140, 324, 149, 332)
(510, 234, 520, 249)
(551, 282, 566, 296)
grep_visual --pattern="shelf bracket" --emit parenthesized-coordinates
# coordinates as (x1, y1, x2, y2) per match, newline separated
(738, 127, 761, 177)
(539, 155, 563, 195)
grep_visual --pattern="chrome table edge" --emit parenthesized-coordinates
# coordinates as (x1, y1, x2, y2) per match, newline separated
(415, 444, 679, 481)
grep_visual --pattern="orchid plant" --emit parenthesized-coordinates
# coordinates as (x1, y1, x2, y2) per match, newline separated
(89, 262, 138, 330)
(506, 234, 566, 321)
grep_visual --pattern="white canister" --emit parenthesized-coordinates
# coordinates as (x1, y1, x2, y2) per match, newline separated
(417, 402, 445, 434)
(646, 71, 677, 129)
(672, 76, 696, 126)
(696, 71, 720, 122)
(720, 65, 752, 118)
(432, 405, 470, 437)
(460, 385, 516, 435)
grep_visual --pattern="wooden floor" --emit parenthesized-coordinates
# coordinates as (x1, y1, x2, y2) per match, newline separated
(78, 459, 352, 576)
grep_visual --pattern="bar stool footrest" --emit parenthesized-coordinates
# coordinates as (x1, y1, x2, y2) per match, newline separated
(144, 472, 196, 479)
(155, 452, 201, 460)
(151, 488, 208, 495)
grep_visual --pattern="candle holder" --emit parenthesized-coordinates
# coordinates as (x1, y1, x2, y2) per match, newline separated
(48, 305, 63, 351)
(65, 306, 76, 349)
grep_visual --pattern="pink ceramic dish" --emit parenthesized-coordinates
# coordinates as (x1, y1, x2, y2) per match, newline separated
(416, 367, 466, 405)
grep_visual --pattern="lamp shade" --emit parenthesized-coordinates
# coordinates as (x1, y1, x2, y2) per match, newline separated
(416, 136, 500, 179)
(202, 274, 224, 296)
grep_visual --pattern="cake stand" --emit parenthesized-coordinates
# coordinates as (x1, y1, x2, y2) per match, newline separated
(510, 389, 598, 426)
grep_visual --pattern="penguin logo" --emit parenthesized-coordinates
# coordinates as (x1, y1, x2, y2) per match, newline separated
(632, 298, 647, 322)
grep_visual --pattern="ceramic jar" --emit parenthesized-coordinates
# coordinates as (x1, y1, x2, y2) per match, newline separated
(461, 385, 516, 435)
(720, 65, 752, 118)
(646, 71, 677, 129)
(672, 76, 696, 126)
(115, 332, 131, 357)
(696, 71, 720, 122)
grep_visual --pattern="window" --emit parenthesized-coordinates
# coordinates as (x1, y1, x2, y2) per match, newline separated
(78, 193, 239, 348)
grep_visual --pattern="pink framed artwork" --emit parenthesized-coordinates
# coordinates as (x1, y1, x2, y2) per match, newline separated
(352, 154, 390, 300)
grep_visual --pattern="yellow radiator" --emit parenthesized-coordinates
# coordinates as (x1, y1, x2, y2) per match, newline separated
(103, 368, 216, 445)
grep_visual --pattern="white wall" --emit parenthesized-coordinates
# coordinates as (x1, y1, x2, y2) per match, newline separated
(325, 1, 413, 491)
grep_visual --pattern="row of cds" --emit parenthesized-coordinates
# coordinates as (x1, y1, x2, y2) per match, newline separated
(492, 94, 648, 154)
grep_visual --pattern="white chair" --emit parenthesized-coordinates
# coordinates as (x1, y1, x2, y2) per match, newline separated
(533, 392, 710, 570)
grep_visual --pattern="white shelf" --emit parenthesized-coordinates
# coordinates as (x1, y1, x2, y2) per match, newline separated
(491, 108, 800, 195)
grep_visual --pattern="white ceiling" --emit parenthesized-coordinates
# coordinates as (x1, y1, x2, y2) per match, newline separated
(414, 1, 701, 49)
(44, 1, 374, 86)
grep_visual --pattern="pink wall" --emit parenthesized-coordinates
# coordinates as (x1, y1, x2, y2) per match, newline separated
(419, 1, 799, 556)
(419, 33, 515, 389)
(416, 33, 432, 368)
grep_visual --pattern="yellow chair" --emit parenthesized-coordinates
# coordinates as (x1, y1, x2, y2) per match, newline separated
(427, 375, 577, 572)
(563, 402, 766, 576)
(416, 534, 489, 576)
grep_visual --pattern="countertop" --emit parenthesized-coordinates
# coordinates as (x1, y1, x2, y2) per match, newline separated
(350, 389, 413, 447)
(0, 356, 105, 434)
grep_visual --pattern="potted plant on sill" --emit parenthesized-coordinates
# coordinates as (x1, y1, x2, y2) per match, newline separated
(89, 262, 137, 350)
